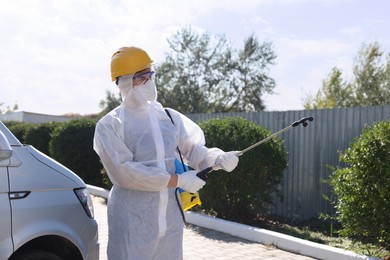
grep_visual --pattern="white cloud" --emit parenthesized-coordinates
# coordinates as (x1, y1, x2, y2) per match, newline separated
(339, 26, 363, 38)
(281, 37, 350, 56)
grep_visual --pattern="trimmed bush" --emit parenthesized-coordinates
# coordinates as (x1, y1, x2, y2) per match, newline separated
(49, 118, 103, 186)
(24, 122, 60, 155)
(330, 120, 390, 249)
(99, 166, 113, 190)
(197, 117, 287, 223)
(4, 121, 32, 143)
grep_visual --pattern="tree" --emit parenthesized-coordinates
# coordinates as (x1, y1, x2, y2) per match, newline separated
(155, 27, 276, 113)
(98, 90, 121, 117)
(351, 42, 390, 106)
(0, 102, 18, 114)
(156, 27, 234, 113)
(304, 42, 390, 109)
(304, 68, 352, 109)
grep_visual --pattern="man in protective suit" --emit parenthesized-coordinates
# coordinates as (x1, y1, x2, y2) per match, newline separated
(93, 46, 239, 260)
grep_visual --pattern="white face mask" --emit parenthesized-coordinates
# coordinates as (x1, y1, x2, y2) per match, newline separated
(132, 80, 157, 104)
(117, 75, 133, 101)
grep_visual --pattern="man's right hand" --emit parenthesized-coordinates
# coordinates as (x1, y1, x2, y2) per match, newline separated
(177, 170, 206, 193)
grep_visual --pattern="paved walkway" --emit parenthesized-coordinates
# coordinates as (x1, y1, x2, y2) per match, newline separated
(92, 195, 316, 260)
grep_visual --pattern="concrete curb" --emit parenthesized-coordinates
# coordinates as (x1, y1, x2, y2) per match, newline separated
(185, 212, 379, 260)
(87, 184, 110, 199)
(87, 185, 380, 260)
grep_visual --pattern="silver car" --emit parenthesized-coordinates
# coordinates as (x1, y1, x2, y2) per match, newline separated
(0, 121, 99, 260)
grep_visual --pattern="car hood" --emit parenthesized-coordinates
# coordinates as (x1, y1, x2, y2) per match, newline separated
(26, 145, 86, 188)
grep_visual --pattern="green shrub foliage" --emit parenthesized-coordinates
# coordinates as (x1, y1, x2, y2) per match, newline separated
(4, 121, 58, 154)
(49, 118, 102, 186)
(5, 121, 32, 143)
(24, 122, 60, 155)
(198, 117, 287, 223)
(330, 120, 390, 249)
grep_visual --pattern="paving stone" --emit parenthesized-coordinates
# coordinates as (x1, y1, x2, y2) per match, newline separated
(92, 196, 317, 260)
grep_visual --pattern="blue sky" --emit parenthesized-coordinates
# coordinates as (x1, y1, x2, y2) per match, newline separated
(1, 0, 389, 115)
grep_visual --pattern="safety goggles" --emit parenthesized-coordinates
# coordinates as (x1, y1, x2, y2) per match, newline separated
(133, 71, 155, 85)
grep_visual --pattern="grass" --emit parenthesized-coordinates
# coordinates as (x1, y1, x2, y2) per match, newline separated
(251, 216, 390, 259)
(197, 206, 388, 259)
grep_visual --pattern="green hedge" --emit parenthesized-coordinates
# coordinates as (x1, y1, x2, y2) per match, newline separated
(197, 117, 287, 223)
(330, 119, 390, 250)
(5, 121, 32, 143)
(4, 116, 288, 226)
(49, 118, 103, 187)
(24, 122, 60, 155)
(4, 120, 106, 187)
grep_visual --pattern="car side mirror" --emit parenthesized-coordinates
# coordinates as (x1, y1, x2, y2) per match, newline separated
(0, 130, 12, 161)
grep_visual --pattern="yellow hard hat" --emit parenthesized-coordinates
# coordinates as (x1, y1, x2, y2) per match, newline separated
(110, 46, 153, 81)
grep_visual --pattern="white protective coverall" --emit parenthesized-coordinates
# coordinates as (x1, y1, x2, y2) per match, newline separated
(93, 78, 223, 259)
